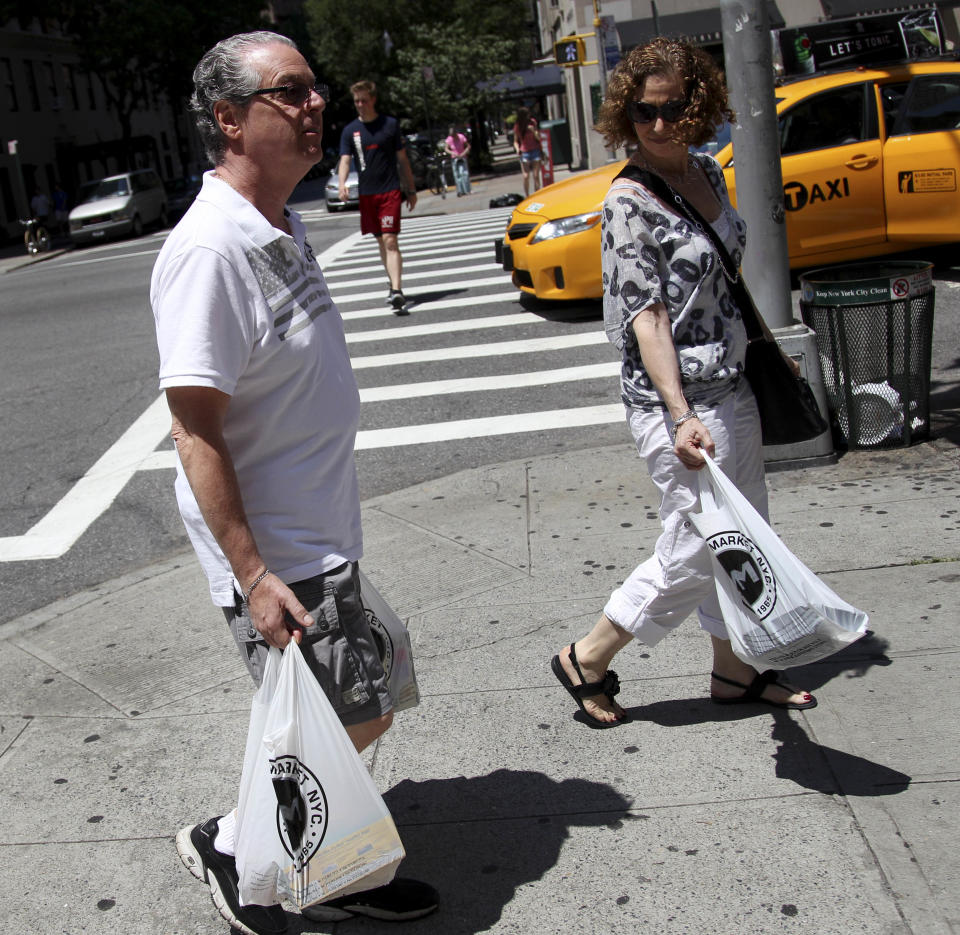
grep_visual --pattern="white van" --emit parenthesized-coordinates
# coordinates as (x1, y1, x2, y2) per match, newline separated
(68, 169, 167, 245)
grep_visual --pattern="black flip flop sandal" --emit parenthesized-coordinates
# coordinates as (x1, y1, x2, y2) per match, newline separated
(710, 669, 817, 710)
(550, 643, 628, 727)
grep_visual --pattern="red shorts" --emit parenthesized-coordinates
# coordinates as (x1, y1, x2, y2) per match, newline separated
(359, 189, 402, 236)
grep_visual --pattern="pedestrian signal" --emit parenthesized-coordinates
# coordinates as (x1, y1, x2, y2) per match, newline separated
(554, 37, 585, 67)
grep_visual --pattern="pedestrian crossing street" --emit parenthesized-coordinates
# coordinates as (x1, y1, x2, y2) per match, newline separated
(317, 208, 624, 450)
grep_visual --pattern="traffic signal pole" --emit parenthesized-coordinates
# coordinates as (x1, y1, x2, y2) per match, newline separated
(719, 0, 792, 329)
(720, 0, 835, 464)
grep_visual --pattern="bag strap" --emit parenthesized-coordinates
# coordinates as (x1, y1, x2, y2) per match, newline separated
(613, 162, 767, 343)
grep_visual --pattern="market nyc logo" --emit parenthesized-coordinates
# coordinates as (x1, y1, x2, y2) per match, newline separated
(270, 755, 328, 871)
(364, 606, 395, 678)
(707, 531, 777, 619)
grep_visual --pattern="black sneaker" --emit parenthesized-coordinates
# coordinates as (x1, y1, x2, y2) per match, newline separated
(390, 290, 409, 315)
(175, 816, 288, 935)
(384, 290, 397, 307)
(300, 877, 438, 922)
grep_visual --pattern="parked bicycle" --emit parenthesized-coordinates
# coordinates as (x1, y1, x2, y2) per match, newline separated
(20, 217, 51, 255)
(424, 154, 452, 198)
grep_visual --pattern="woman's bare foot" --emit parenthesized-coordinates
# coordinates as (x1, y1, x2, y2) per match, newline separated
(555, 641, 627, 724)
(710, 668, 814, 707)
(709, 636, 814, 708)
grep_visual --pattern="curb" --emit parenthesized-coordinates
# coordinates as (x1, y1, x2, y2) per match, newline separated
(0, 245, 73, 274)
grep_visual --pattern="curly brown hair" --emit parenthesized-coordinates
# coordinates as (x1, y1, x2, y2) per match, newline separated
(595, 37, 734, 149)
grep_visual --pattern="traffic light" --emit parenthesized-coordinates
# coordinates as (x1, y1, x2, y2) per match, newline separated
(554, 37, 585, 67)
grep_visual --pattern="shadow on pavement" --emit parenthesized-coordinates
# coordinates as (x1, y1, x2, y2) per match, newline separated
(407, 287, 470, 306)
(617, 632, 891, 730)
(930, 376, 960, 445)
(773, 632, 911, 795)
(291, 769, 632, 934)
(518, 291, 601, 323)
(770, 712, 912, 797)
(616, 633, 909, 798)
(791, 630, 893, 689)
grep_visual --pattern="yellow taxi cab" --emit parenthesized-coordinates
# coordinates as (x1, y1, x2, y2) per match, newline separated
(497, 58, 960, 300)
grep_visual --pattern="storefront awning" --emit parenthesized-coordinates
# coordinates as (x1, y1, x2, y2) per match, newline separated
(485, 65, 566, 101)
(822, 0, 951, 16)
(618, 2, 785, 49)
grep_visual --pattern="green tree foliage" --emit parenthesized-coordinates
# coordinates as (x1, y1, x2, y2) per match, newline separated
(385, 22, 523, 131)
(304, 0, 531, 116)
(304, 0, 401, 91)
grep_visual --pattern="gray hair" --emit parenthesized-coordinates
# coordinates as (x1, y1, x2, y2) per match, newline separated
(190, 31, 297, 165)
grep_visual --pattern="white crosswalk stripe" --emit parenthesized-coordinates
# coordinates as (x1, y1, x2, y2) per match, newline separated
(323, 249, 493, 276)
(333, 274, 510, 305)
(321, 207, 618, 451)
(349, 332, 607, 369)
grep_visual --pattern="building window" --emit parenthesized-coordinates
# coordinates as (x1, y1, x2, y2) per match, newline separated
(24, 59, 40, 109)
(0, 167, 16, 219)
(42, 60, 59, 109)
(1, 58, 17, 111)
(63, 63, 79, 109)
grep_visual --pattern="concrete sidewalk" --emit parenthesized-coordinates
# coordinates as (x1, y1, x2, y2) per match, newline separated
(1, 431, 957, 934)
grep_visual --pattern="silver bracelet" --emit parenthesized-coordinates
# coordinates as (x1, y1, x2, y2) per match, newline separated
(242, 568, 270, 603)
(671, 409, 699, 440)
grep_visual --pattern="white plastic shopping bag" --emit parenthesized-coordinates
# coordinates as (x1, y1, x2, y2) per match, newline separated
(689, 453, 868, 668)
(235, 640, 405, 910)
(358, 570, 420, 713)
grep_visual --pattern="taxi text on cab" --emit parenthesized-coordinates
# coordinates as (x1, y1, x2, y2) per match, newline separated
(497, 59, 960, 300)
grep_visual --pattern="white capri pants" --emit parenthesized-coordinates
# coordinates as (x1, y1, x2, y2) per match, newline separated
(604, 380, 768, 645)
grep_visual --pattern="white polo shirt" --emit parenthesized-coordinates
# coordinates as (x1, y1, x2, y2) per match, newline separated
(151, 172, 362, 605)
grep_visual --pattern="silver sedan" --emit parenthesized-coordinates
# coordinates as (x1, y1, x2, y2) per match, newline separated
(324, 169, 359, 211)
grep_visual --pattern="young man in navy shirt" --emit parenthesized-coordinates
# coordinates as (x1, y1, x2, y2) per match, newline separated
(338, 80, 417, 314)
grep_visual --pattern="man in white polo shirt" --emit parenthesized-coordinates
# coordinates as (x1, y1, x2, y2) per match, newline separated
(151, 31, 436, 935)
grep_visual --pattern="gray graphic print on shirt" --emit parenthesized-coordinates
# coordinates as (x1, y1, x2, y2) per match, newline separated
(245, 238, 332, 341)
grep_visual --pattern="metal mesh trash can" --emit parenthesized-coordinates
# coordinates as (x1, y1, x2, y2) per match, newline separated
(799, 261, 934, 449)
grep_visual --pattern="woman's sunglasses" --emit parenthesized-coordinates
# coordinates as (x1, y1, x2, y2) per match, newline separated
(627, 98, 688, 124)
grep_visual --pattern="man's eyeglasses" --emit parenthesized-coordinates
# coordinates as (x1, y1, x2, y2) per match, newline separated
(627, 98, 688, 124)
(247, 82, 330, 107)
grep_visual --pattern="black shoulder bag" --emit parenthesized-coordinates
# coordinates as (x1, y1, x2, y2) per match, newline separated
(612, 163, 827, 446)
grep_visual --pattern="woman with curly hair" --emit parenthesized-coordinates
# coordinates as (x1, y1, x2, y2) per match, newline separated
(550, 37, 816, 727)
